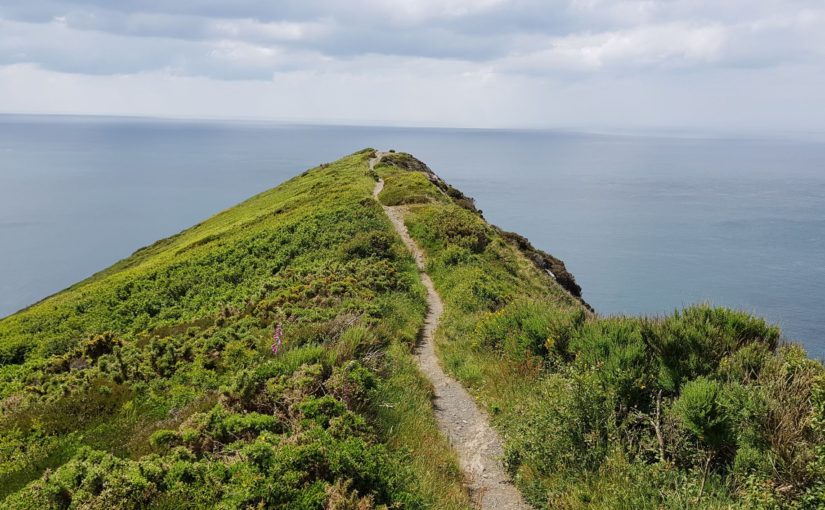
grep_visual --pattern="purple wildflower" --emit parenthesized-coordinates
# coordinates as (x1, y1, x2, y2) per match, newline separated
(271, 323, 284, 354)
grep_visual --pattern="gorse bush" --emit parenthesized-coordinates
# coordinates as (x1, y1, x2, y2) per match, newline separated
(673, 377, 733, 450)
(500, 305, 821, 508)
(476, 301, 584, 358)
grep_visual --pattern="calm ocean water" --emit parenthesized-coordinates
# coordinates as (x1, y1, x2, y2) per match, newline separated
(1, 115, 824, 357)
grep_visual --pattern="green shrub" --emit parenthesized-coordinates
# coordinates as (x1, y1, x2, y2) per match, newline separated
(476, 301, 584, 358)
(341, 230, 395, 260)
(648, 305, 780, 392)
(672, 377, 733, 451)
(505, 372, 612, 477)
(434, 209, 490, 253)
(149, 429, 180, 450)
(570, 318, 650, 411)
(325, 360, 376, 411)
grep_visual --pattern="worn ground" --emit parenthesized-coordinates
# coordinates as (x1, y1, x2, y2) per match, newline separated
(371, 152, 529, 510)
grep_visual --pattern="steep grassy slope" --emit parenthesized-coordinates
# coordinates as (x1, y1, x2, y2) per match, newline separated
(0, 150, 470, 509)
(375, 154, 825, 509)
(3, 148, 824, 509)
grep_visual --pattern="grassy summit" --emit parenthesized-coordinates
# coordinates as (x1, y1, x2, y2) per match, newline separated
(0, 149, 823, 509)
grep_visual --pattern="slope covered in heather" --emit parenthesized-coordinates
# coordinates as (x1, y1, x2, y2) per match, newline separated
(0, 150, 471, 509)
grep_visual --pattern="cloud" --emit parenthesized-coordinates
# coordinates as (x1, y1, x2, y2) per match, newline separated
(500, 22, 728, 74)
(1, 1, 822, 76)
(0, 0, 823, 130)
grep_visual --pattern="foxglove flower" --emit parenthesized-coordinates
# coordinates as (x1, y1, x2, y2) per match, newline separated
(271, 323, 284, 354)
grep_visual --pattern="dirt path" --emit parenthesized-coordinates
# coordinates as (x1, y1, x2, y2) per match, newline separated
(371, 152, 529, 510)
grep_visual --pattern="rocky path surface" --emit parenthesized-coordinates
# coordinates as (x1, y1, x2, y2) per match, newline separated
(370, 152, 529, 510)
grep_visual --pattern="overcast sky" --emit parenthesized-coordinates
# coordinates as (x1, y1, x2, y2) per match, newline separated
(0, 1, 823, 131)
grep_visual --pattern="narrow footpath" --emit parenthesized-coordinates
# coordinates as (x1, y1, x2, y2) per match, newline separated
(370, 152, 529, 510)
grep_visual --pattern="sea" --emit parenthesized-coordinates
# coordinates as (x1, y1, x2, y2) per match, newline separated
(1, 114, 823, 358)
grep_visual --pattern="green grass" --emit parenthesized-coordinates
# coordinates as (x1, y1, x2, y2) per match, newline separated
(377, 153, 825, 509)
(0, 149, 470, 509)
(378, 169, 448, 206)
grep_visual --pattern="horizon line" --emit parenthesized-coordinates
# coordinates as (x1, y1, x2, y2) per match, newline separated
(2, 111, 824, 143)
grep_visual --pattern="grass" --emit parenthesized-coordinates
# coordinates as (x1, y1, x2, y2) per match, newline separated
(0, 149, 470, 509)
(377, 153, 825, 509)
(378, 169, 448, 206)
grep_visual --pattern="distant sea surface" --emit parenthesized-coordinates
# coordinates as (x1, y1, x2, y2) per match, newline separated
(1, 115, 824, 358)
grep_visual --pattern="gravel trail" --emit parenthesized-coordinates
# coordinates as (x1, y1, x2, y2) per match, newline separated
(371, 152, 529, 510)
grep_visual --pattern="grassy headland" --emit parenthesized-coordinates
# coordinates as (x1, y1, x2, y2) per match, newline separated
(1, 148, 823, 509)
(0, 150, 470, 509)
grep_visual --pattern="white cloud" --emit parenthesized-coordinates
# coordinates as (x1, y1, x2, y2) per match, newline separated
(501, 22, 727, 73)
(363, 0, 508, 22)
(209, 18, 333, 42)
(0, 0, 823, 130)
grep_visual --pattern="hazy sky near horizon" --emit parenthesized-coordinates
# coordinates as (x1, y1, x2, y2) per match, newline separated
(0, 1, 823, 131)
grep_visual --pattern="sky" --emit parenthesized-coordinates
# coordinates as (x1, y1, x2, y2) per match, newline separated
(0, 1, 823, 131)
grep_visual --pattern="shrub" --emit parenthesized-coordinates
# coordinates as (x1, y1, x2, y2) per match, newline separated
(0, 341, 31, 365)
(505, 372, 612, 476)
(325, 361, 376, 411)
(296, 395, 348, 429)
(477, 301, 584, 358)
(149, 429, 180, 450)
(718, 341, 772, 383)
(648, 305, 780, 392)
(672, 377, 733, 451)
(756, 345, 824, 487)
(440, 245, 473, 266)
(433, 209, 490, 254)
(570, 318, 650, 411)
(342, 231, 395, 260)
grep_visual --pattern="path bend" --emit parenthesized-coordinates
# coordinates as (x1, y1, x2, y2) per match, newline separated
(371, 152, 529, 510)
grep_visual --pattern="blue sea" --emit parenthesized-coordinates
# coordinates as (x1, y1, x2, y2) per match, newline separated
(1, 115, 824, 358)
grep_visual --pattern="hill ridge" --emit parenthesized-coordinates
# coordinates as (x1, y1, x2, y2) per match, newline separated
(1, 149, 823, 509)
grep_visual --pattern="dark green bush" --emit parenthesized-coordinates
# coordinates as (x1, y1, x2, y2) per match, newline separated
(433, 209, 490, 254)
(571, 318, 650, 411)
(672, 377, 733, 451)
(647, 305, 780, 392)
(341, 230, 395, 260)
(476, 301, 584, 357)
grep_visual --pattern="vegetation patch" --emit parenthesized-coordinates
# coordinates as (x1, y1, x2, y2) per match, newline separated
(377, 152, 481, 214)
(378, 171, 446, 206)
(0, 150, 470, 509)
(396, 165, 825, 509)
